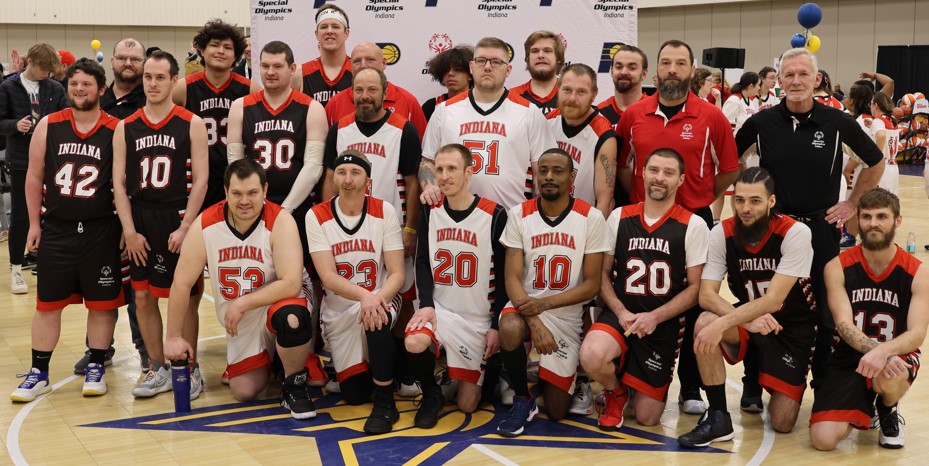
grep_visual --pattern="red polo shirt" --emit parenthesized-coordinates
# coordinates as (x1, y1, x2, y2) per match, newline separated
(616, 92, 738, 211)
(326, 81, 427, 140)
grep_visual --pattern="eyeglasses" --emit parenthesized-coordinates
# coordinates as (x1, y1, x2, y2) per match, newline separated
(473, 57, 507, 69)
(114, 55, 143, 64)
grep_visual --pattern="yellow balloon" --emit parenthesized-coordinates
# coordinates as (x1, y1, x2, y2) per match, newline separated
(91, 39, 101, 50)
(805, 35, 821, 53)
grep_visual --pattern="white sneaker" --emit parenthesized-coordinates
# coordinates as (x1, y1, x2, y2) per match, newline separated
(132, 363, 172, 398)
(500, 377, 515, 406)
(436, 370, 459, 401)
(569, 380, 594, 415)
(679, 393, 707, 415)
(11, 269, 27, 294)
(82, 363, 107, 396)
(398, 375, 421, 397)
(202, 266, 210, 279)
(10, 368, 50, 402)
(325, 377, 341, 394)
(189, 364, 205, 400)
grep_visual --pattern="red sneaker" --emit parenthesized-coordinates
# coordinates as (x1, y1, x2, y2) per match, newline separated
(305, 353, 327, 387)
(597, 388, 628, 431)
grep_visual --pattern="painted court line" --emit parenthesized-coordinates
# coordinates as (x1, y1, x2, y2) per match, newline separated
(471, 444, 520, 466)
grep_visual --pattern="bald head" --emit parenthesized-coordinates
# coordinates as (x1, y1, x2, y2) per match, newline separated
(351, 42, 386, 73)
(113, 38, 144, 55)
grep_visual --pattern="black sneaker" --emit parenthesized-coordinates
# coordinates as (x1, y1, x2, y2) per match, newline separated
(281, 369, 316, 420)
(73, 346, 116, 375)
(21, 252, 37, 270)
(678, 409, 735, 448)
(740, 384, 763, 413)
(364, 396, 400, 435)
(414, 386, 446, 429)
(877, 403, 905, 449)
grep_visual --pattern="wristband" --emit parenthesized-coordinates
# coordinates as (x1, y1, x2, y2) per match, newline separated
(403, 227, 417, 234)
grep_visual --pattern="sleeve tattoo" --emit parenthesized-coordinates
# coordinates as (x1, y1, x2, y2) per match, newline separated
(838, 321, 878, 354)
(418, 159, 436, 186)
(600, 152, 616, 189)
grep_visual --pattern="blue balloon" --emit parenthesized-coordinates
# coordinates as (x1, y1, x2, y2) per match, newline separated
(96, 52, 104, 63)
(798, 3, 822, 29)
(791, 33, 807, 48)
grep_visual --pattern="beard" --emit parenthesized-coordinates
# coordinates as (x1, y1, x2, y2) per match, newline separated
(861, 224, 896, 251)
(646, 183, 669, 201)
(613, 75, 640, 93)
(658, 75, 692, 101)
(734, 214, 771, 245)
(114, 68, 141, 85)
(559, 102, 589, 121)
(69, 93, 99, 111)
(355, 98, 382, 122)
(529, 66, 556, 82)
(540, 183, 561, 201)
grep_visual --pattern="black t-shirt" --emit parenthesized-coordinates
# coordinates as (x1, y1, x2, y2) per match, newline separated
(658, 100, 685, 120)
(101, 83, 145, 120)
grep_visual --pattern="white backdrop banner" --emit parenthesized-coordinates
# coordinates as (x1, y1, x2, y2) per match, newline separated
(250, 0, 637, 103)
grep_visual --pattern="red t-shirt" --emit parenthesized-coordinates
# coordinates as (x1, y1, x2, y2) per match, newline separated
(325, 81, 427, 140)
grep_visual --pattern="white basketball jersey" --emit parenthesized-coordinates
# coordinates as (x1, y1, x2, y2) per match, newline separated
(501, 198, 610, 321)
(547, 110, 615, 206)
(871, 115, 900, 166)
(423, 90, 557, 210)
(426, 197, 500, 325)
(202, 201, 281, 320)
(335, 112, 408, 222)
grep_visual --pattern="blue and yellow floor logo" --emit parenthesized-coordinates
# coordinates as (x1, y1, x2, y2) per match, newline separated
(83, 391, 727, 465)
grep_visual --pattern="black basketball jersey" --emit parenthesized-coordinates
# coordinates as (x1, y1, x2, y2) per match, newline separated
(511, 81, 558, 115)
(123, 105, 194, 207)
(722, 215, 818, 330)
(241, 90, 311, 205)
(300, 57, 352, 108)
(612, 203, 691, 314)
(43, 109, 119, 222)
(184, 71, 251, 190)
(834, 245, 921, 363)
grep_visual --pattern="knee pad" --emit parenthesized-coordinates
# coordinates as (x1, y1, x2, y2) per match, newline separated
(270, 302, 313, 348)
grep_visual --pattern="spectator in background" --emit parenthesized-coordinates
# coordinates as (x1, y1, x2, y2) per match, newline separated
(691, 67, 721, 103)
(54, 50, 76, 87)
(232, 35, 252, 80)
(422, 45, 473, 121)
(101, 38, 146, 120)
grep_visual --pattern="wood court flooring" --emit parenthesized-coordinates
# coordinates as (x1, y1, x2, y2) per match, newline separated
(1, 173, 928, 465)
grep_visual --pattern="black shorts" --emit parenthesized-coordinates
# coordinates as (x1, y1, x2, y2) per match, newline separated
(722, 325, 816, 402)
(810, 352, 920, 428)
(590, 310, 684, 401)
(37, 216, 125, 311)
(129, 204, 202, 298)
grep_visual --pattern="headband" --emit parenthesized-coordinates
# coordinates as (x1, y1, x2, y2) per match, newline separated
(333, 153, 370, 177)
(316, 9, 348, 28)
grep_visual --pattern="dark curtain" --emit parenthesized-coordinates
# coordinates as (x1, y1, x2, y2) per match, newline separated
(876, 45, 929, 100)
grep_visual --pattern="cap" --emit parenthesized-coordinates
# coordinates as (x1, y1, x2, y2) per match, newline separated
(58, 50, 76, 67)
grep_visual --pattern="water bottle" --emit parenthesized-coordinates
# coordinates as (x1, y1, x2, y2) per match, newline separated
(170, 359, 191, 412)
(907, 232, 916, 254)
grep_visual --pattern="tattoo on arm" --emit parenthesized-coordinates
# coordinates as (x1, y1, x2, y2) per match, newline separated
(600, 152, 616, 189)
(418, 159, 436, 186)
(506, 248, 522, 258)
(838, 321, 878, 353)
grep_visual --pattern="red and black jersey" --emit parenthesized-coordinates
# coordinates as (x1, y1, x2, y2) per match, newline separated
(241, 90, 311, 205)
(596, 93, 648, 133)
(834, 245, 921, 363)
(612, 203, 692, 314)
(721, 215, 817, 330)
(123, 105, 194, 207)
(300, 57, 352, 108)
(510, 81, 558, 115)
(184, 71, 252, 192)
(43, 108, 120, 222)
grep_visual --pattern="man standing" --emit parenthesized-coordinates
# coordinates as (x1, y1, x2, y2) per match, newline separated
(292, 3, 352, 108)
(405, 143, 508, 427)
(810, 188, 928, 451)
(0, 43, 67, 295)
(113, 51, 209, 400)
(420, 36, 556, 211)
(495, 149, 609, 437)
(678, 168, 816, 448)
(510, 31, 563, 115)
(101, 38, 146, 120)
(173, 19, 257, 210)
(325, 42, 427, 139)
(10, 59, 122, 401)
(547, 63, 616, 217)
(616, 40, 740, 412)
(306, 151, 406, 434)
(580, 148, 707, 430)
(735, 48, 885, 388)
(163, 159, 317, 419)
(232, 35, 252, 81)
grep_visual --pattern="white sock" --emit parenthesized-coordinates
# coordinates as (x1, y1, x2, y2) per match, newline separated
(12, 264, 22, 274)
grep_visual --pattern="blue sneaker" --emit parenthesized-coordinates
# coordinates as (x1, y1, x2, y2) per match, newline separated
(497, 396, 539, 438)
(82, 363, 107, 396)
(839, 232, 856, 248)
(10, 368, 51, 402)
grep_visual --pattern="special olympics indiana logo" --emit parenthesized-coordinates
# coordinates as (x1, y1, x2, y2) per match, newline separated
(428, 33, 453, 54)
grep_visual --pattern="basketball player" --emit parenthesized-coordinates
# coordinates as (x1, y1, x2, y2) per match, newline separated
(405, 143, 508, 427)
(547, 63, 616, 217)
(11, 59, 123, 401)
(678, 168, 817, 448)
(422, 45, 473, 122)
(810, 188, 928, 451)
(756, 66, 780, 111)
(113, 51, 209, 400)
(291, 3, 352, 107)
(495, 148, 609, 437)
(325, 42, 427, 139)
(510, 30, 563, 115)
(173, 19, 257, 209)
(580, 148, 707, 430)
(306, 150, 406, 434)
(420, 36, 557, 211)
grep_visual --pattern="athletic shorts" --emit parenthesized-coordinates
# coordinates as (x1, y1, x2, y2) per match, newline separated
(810, 352, 920, 429)
(129, 204, 202, 298)
(37, 216, 125, 312)
(722, 325, 816, 402)
(321, 295, 401, 382)
(406, 304, 491, 385)
(501, 303, 582, 394)
(224, 297, 311, 380)
(401, 255, 417, 303)
(590, 310, 684, 401)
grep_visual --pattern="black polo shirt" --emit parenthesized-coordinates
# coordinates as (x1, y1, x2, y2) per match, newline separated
(101, 82, 145, 120)
(735, 99, 883, 216)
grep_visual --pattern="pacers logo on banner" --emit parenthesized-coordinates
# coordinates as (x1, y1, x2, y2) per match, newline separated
(378, 42, 402, 65)
(598, 42, 626, 73)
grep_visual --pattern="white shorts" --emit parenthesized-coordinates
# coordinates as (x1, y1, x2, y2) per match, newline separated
(222, 297, 310, 379)
(501, 303, 582, 394)
(407, 304, 490, 385)
(321, 295, 400, 382)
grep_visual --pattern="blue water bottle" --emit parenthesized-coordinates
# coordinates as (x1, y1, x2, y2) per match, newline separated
(171, 359, 191, 412)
